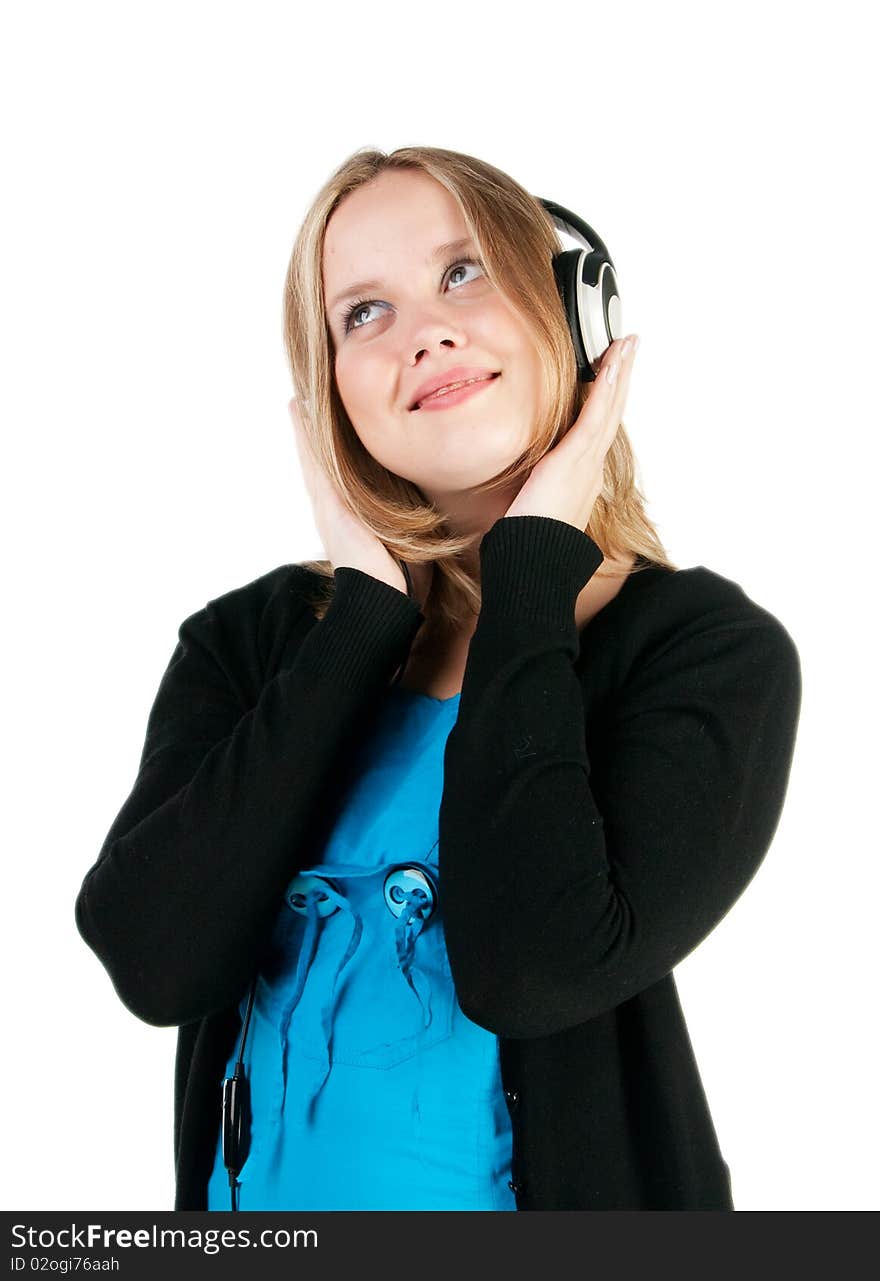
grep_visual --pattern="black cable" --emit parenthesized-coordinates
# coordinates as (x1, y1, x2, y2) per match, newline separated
(237, 976, 257, 1064)
(222, 975, 257, 1211)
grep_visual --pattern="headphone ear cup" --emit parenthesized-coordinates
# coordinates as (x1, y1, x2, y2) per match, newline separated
(552, 248, 593, 380)
(574, 252, 622, 380)
(540, 194, 622, 381)
(552, 247, 619, 382)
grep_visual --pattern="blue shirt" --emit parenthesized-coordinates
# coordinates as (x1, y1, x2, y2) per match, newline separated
(207, 685, 516, 1211)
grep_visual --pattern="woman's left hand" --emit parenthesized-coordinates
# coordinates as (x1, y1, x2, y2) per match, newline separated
(503, 334, 639, 528)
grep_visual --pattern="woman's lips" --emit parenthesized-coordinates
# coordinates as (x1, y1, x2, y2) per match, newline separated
(415, 372, 500, 411)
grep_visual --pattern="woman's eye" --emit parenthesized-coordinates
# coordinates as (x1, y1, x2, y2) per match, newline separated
(345, 300, 375, 331)
(343, 258, 484, 334)
(446, 258, 484, 289)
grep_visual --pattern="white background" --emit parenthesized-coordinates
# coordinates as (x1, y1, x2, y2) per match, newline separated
(2, 0, 877, 1212)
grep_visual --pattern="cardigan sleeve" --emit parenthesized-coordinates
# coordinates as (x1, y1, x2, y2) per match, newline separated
(74, 567, 424, 1028)
(439, 515, 803, 1038)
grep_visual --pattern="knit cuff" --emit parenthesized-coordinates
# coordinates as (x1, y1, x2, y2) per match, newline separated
(478, 515, 605, 623)
(296, 567, 425, 690)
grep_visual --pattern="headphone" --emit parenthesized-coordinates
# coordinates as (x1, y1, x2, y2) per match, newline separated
(538, 197, 623, 381)
(220, 198, 621, 1210)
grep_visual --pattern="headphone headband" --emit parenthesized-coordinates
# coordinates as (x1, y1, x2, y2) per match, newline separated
(537, 197, 615, 269)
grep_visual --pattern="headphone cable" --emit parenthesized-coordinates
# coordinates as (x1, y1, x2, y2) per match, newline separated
(222, 974, 257, 1211)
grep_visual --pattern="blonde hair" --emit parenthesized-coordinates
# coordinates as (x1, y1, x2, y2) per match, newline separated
(282, 144, 676, 638)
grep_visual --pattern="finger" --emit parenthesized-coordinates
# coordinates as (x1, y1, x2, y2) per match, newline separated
(563, 338, 633, 459)
(579, 340, 626, 415)
(601, 336, 637, 435)
(567, 338, 628, 436)
(600, 337, 629, 387)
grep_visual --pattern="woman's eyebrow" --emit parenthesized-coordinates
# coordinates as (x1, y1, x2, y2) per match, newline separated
(328, 237, 476, 312)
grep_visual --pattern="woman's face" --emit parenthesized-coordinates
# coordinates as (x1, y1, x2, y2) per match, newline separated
(322, 169, 545, 511)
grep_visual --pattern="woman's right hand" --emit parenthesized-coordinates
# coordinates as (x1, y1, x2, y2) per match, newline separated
(289, 397, 432, 607)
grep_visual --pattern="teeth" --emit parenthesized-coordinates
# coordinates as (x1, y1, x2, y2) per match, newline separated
(419, 375, 494, 407)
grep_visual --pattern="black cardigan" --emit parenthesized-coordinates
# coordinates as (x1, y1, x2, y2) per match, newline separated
(75, 515, 802, 1210)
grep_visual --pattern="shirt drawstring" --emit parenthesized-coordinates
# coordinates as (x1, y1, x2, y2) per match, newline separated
(277, 878, 436, 1120)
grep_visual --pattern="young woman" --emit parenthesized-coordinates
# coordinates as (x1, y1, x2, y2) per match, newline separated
(75, 145, 802, 1212)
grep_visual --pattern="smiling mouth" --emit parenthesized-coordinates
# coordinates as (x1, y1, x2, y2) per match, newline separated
(410, 372, 501, 411)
